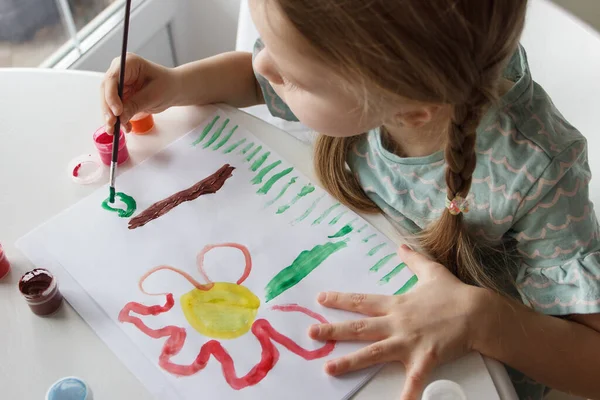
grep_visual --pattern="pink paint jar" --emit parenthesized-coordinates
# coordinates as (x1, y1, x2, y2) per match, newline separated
(18, 269, 64, 316)
(93, 126, 129, 166)
(0, 243, 10, 280)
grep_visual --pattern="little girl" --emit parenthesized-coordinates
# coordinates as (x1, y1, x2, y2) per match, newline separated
(101, 1, 600, 399)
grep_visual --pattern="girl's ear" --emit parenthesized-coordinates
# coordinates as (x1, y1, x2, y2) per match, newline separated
(393, 105, 442, 128)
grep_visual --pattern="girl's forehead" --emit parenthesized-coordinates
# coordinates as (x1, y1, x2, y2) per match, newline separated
(250, 0, 331, 83)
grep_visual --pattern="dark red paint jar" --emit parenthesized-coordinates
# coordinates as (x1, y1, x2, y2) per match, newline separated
(18, 269, 63, 316)
(0, 243, 10, 280)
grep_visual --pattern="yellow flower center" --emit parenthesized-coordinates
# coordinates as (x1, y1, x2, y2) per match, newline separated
(180, 282, 260, 339)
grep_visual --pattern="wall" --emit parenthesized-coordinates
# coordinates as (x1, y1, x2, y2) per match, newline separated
(171, 0, 241, 64)
(551, 0, 600, 32)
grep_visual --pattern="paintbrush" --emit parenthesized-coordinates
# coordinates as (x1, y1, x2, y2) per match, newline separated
(109, 0, 133, 203)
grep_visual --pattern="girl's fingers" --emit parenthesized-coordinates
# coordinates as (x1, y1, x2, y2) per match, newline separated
(317, 291, 394, 316)
(104, 71, 122, 116)
(309, 317, 390, 341)
(399, 356, 435, 400)
(324, 339, 402, 376)
(100, 81, 116, 133)
(120, 85, 154, 124)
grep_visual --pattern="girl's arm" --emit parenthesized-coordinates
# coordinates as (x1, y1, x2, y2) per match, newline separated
(476, 291, 600, 398)
(173, 51, 264, 109)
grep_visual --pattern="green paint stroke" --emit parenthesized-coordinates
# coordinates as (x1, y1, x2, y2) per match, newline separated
(277, 184, 315, 214)
(362, 234, 377, 243)
(192, 115, 220, 146)
(312, 203, 341, 226)
(380, 263, 407, 284)
(102, 192, 137, 218)
(357, 224, 368, 233)
(370, 253, 395, 272)
(212, 125, 238, 150)
(265, 241, 348, 302)
(202, 118, 230, 149)
(266, 177, 297, 206)
(367, 243, 386, 256)
(223, 138, 246, 154)
(329, 218, 358, 239)
(292, 194, 325, 225)
(251, 160, 282, 185)
(258, 167, 293, 195)
(329, 224, 353, 239)
(329, 210, 347, 225)
(240, 142, 254, 155)
(395, 275, 419, 295)
(250, 151, 270, 171)
(245, 145, 263, 162)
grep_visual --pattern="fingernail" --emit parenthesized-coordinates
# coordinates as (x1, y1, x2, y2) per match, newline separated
(400, 244, 412, 252)
(309, 325, 320, 337)
(317, 292, 326, 303)
(325, 361, 337, 375)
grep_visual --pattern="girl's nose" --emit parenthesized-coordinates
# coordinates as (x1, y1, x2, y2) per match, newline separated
(254, 48, 284, 85)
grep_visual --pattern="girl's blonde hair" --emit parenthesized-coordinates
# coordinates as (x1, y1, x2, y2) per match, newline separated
(275, 0, 528, 292)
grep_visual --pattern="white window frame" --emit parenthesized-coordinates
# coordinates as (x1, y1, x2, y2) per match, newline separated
(41, 0, 178, 70)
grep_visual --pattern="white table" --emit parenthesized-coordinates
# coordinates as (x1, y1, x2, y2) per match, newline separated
(0, 69, 517, 399)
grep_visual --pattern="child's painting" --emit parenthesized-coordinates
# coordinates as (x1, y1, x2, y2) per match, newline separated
(17, 110, 417, 400)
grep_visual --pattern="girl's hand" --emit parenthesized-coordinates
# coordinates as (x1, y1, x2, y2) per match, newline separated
(309, 245, 485, 400)
(101, 53, 180, 132)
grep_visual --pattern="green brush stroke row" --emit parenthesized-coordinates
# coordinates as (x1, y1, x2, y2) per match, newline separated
(213, 125, 238, 150)
(245, 145, 263, 161)
(362, 233, 377, 243)
(329, 210, 347, 225)
(240, 142, 254, 154)
(312, 203, 341, 225)
(380, 263, 407, 284)
(264, 241, 348, 302)
(258, 167, 294, 195)
(356, 224, 368, 233)
(277, 184, 315, 214)
(370, 253, 395, 272)
(292, 194, 325, 225)
(395, 275, 418, 295)
(192, 115, 220, 146)
(328, 224, 353, 239)
(252, 160, 282, 185)
(367, 243, 386, 256)
(266, 177, 297, 206)
(224, 138, 246, 153)
(251, 151, 270, 171)
(203, 118, 230, 149)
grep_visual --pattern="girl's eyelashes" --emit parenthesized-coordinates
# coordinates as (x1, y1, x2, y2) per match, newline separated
(281, 75, 301, 91)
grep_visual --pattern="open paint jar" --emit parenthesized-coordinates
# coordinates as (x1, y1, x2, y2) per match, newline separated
(93, 126, 129, 166)
(18, 268, 63, 316)
(130, 112, 154, 134)
(0, 243, 10, 279)
(46, 377, 93, 400)
(422, 380, 467, 400)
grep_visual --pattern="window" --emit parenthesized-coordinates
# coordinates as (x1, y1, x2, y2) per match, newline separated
(0, 0, 123, 68)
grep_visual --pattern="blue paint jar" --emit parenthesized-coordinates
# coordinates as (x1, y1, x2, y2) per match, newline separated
(45, 377, 92, 400)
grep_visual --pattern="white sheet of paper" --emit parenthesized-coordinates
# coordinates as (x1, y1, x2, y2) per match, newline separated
(17, 109, 499, 400)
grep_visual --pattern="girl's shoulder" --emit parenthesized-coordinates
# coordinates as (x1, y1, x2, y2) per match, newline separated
(477, 45, 587, 187)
